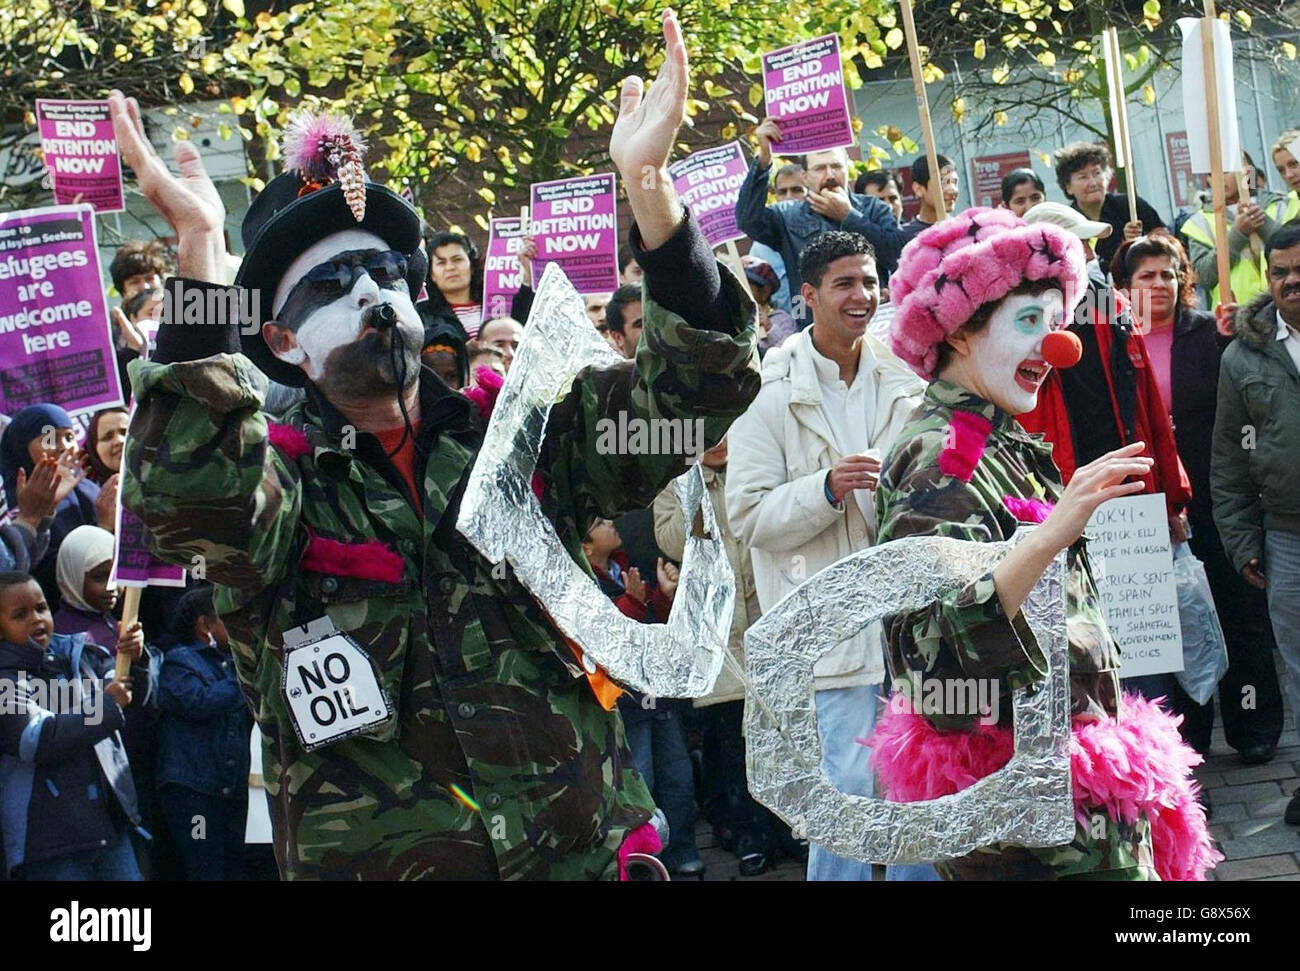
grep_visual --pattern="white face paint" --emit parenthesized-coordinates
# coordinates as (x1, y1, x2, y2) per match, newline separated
(964, 290, 1064, 415)
(266, 229, 424, 393)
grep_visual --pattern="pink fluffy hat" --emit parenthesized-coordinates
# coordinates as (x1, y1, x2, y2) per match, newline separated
(888, 207, 1087, 380)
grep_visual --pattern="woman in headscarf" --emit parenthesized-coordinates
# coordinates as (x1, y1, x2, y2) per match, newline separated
(81, 407, 129, 487)
(53, 524, 120, 651)
(0, 405, 113, 603)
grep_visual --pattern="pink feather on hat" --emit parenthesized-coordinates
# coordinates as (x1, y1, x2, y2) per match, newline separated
(280, 110, 369, 222)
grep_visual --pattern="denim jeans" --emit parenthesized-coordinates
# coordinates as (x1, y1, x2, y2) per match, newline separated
(621, 698, 698, 869)
(1265, 529, 1300, 746)
(807, 684, 878, 881)
(159, 784, 248, 881)
(18, 827, 142, 881)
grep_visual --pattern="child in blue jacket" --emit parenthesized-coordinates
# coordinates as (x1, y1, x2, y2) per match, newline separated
(0, 570, 147, 879)
(157, 585, 253, 880)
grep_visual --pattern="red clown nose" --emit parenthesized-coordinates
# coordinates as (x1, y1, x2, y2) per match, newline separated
(1042, 330, 1083, 369)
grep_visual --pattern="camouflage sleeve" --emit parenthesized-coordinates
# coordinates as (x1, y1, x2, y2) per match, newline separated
(875, 431, 1047, 693)
(121, 353, 302, 596)
(542, 250, 760, 540)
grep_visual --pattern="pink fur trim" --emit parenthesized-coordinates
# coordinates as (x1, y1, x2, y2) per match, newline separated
(864, 693, 1222, 880)
(281, 111, 367, 182)
(888, 207, 1087, 380)
(1003, 495, 1055, 523)
(267, 422, 312, 461)
(618, 822, 664, 881)
(937, 410, 992, 482)
(300, 529, 405, 583)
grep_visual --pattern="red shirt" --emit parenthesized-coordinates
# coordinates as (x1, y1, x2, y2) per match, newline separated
(374, 422, 423, 519)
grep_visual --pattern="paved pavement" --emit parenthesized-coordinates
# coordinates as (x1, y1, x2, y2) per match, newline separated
(685, 661, 1298, 882)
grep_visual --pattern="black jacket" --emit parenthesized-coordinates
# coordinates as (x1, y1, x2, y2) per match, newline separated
(1170, 307, 1228, 527)
(0, 633, 143, 874)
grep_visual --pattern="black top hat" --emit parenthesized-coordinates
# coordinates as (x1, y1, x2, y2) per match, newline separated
(234, 115, 426, 387)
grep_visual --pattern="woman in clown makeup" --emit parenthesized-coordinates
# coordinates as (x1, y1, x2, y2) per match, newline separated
(866, 208, 1219, 881)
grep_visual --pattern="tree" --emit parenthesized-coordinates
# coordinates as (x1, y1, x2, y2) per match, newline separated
(895, 0, 1300, 147)
(215, 0, 896, 227)
(0, 0, 266, 211)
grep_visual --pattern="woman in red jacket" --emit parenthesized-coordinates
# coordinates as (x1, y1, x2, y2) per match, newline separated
(1017, 228, 1192, 703)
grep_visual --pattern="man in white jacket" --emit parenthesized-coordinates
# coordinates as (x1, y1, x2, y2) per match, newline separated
(726, 231, 925, 880)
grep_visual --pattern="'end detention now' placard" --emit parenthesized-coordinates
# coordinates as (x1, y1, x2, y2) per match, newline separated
(670, 142, 748, 249)
(761, 34, 855, 155)
(0, 204, 124, 418)
(529, 173, 619, 295)
(35, 99, 124, 214)
(481, 216, 524, 320)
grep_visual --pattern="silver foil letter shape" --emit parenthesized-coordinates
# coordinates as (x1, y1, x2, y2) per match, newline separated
(456, 262, 735, 699)
(743, 531, 1075, 864)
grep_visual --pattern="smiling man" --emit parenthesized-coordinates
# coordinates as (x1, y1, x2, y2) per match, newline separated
(725, 230, 923, 881)
(112, 8, 761, 881)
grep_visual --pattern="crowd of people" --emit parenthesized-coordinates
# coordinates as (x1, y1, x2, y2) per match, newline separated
(1, 11, 1297, 883)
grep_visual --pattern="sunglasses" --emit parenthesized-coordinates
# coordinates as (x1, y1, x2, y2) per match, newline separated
(277, 249, 409, 322)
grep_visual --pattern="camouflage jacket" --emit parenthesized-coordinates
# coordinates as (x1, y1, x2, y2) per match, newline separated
(875, 379, 1154, 881)
(123, 233, 759, 880)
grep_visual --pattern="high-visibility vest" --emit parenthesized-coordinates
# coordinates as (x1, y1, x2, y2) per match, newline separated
(1182, 192, 1300, 306)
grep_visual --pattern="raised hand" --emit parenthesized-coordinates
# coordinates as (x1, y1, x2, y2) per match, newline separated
(112, 305, 147, 355)
(14, 458, 62, 527)
(808, 186, 851, 223)
(609, 8, 688, 248)
(1040, 442, 1152, 551)
(518, 235, 537, 288)
(624, 566, 647, 605)
(656, 557, 679, 601)
(96, 473, 120, 533)
(108, 90, 228, 282)
(755, 117, 783, 168)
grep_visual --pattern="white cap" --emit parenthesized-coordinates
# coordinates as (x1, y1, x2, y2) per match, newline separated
(1022, 201, 1113, 241)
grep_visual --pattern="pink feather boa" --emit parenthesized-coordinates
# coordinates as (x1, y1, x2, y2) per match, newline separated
(864, 693, 1222, 880)
(617, 822, 663, 881)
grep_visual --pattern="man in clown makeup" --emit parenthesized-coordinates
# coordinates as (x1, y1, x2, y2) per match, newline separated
(867, 207, 1220, 881)
(113, 10, 761, 881)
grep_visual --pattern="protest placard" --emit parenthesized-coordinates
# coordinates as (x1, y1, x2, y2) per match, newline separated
(1086, 492, 1183, 678)
(111, 473, 187, 589)
(969, 151, 1032, 209)
(529, 173, 619, 295)
(0, 204, 124, 417)
(1165, 131, 1203, 208)
(482, 216, 524, 320)
(761, 34, 855, 155)
(669, 142, 748, 248)
(35, 100, 124, 214)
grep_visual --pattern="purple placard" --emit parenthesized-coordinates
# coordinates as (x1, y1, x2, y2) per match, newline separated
(482, 216, 524, 320)
(669, 142, 749, 249)
(529, 173, 619, 295)
(35, 100, 124, 215)
(0, 205, 125, 418)
(761, 34, 855, 156)
(111, 438, 186, 588)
